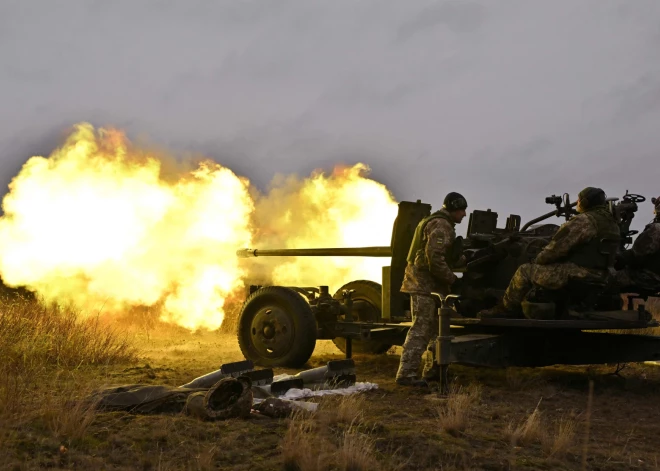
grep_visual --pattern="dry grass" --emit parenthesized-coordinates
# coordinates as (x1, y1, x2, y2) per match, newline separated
(437, 383, 482, 436)
(0, 295, 137, 373)
(541, 415, 579, 458)
(47, 396, 99, 444)
(281, 395, 389, 471)
(0, 295, 138, 453)
(316, 393, 367, 429)
(334, 393, 367, 424)
(2, 290, 660, 470)
(504, 397, 580, 459)
(282, 411, 329, 471)
(338, 422, 380, 471)
(194, 445, 219, 471)
(505, 399, 543, 446)
(0, 296, 137, 410)
(42, 379, 106, 444)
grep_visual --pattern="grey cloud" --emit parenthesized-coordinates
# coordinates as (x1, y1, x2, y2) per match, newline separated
(397, 1, 486, 42)
(1, 0, 660, 233)
(611, 73, 660, 123)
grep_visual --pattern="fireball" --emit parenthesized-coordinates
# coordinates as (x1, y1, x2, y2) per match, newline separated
(0, 123, 254, 330)
(251, 163, 399, 294)
(0, 123, 399, 330)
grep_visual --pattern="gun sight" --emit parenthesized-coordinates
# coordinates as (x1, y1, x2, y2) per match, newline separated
(545, 195, 562, 205)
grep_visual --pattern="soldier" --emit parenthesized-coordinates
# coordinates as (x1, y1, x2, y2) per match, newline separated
(615, 196, 660, 292)
(479, 187, 621, 318)
(395, 192, 467, 387)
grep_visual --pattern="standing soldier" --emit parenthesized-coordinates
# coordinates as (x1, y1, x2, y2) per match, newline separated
(479, 187, 620, 318)
(615, 196, 660, 292)
(395, 192, 467, 387)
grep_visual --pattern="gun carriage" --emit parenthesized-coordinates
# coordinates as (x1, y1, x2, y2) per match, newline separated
(235, 192, 660, 378)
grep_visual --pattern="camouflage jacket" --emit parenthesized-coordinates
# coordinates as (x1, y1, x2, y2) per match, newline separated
(401, 208, 457, 295)
(622, 222, 660, 275)
(535, 206, 620, 269)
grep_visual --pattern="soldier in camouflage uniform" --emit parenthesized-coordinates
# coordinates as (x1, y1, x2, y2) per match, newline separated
(395, 192, 468, 387)
(615, 196, 660, 292)
(479, 187, 621, 318)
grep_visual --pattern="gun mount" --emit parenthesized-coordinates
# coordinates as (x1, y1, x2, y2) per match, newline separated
(520, 193, 577, 232)
(235, 192, 660, 376)
(612, 190, 646, 246)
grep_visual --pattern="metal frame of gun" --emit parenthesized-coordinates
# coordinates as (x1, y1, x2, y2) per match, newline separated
(612, 190, 645, 248)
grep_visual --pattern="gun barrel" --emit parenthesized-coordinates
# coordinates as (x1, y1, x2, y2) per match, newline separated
(520, 196, 619, 233)
(520, 202, 578, 232)
(237, 246, 392, 258)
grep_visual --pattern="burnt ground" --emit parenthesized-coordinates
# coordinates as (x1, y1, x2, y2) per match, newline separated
(3, 325, 660, 471)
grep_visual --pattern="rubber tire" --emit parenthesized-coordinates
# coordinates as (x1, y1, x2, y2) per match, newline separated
(237, 286, 317, 368)
(331, 280, 393, 355)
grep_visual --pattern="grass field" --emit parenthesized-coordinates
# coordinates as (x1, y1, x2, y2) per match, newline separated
(2, 295, 660, 470)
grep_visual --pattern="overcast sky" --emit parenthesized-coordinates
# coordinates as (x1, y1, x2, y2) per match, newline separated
(1, 0, 660, 233)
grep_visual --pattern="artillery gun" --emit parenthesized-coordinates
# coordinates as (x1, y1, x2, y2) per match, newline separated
(235, 191, 660, 370)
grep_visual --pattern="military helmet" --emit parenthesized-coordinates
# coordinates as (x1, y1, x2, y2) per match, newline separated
(578, 187, 606, 209)
(652, 196, 660, 215)
(443, 192, 468, 211)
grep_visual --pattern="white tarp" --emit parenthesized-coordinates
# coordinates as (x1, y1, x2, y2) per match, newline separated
(252, 374, 379, 412)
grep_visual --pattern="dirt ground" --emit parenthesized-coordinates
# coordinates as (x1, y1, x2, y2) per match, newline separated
(4, 318, 660, 471)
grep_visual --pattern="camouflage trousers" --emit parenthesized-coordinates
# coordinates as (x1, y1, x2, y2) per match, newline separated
(502, 262, 604, 310)
(396, 294, 438, 380)
(615, 268, 660, 293)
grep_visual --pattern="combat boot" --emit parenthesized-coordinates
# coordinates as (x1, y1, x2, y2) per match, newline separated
(395, 376, 429, 388)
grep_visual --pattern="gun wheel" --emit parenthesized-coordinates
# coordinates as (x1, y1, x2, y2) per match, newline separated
(237, 286, 317, 368)
(332, 280, 393, 355)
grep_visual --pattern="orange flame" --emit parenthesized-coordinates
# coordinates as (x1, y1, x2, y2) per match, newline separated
(0, 123, 399, 330)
